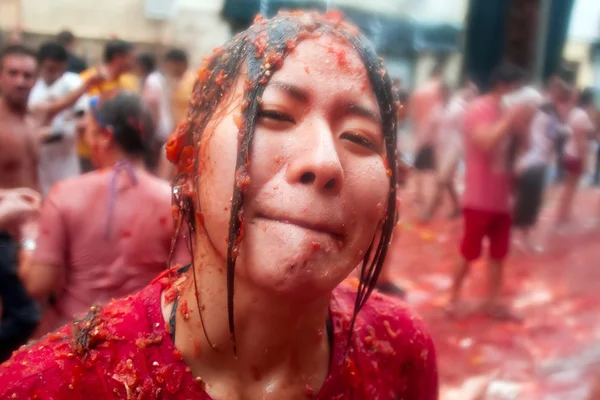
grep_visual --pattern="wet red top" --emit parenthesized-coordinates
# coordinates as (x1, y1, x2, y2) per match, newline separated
(0, 274, 438, 399)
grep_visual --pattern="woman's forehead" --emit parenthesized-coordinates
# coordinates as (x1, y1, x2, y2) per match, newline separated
(280, 35, 367, 80)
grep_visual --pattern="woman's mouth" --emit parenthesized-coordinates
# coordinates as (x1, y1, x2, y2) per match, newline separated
(254, 214, 345, 241)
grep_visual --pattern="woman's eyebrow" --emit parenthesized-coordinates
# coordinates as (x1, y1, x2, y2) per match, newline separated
(267, 80, 309, 103)
(345, 102, 382, 124)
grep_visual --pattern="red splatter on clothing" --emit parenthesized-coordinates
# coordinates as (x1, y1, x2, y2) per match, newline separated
(0, 272, 438, 399)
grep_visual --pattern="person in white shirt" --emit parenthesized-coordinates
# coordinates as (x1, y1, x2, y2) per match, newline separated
(135, 52, 173, 173)
(513, 79, 572, 248)
(28, 42, 87, 194)
(556, 88, 596, 225)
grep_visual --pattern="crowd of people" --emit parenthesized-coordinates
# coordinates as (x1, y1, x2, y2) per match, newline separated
(0, 9, 598, 399)
(0, 31, 196, 361)
(391, 62, 599, 321)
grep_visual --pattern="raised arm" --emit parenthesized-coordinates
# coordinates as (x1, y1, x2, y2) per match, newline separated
(30, 71, 104, 124)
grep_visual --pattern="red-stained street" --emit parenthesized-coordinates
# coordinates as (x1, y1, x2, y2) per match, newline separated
(385, 185, 600, 399)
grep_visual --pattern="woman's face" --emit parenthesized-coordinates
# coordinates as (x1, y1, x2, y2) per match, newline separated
(196, 36, 390, 299)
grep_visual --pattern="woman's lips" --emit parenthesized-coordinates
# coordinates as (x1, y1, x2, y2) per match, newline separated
(254, 214, 345, 240)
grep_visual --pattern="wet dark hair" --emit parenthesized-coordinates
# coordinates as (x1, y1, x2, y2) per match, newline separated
(579, 87, 595, 108)
(167, 11, 398, 352)
(95, 92, 154, 158)
(489, 62, 527, 88)
(164, 48, 188, 65)
(136, 52, 156, 75)
(103, 39, 133, 63)
(57, 30, 75, 46)
(0, 44, 36, 70)
(37, 41, 68, 63)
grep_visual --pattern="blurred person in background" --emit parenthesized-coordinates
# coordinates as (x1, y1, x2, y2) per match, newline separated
(136, 52, 173, 172)
(78, 39, 139, 172)
(56, 30, 87, 74)
(29, 42, 87, 194)
(422, 81, 478, 221)
(410, 63, 445, 205)
(556, 88, 597, 227)
(512, 78, 572, 251)
(165, 48, 193, 126)
(156, 47, 194, 179)
(448, 63, 532, 320)
(21, 93, 187, 334)
(0, 44, 42, 362)
(0, 45, 102, 359)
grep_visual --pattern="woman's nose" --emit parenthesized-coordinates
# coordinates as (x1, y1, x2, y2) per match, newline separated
(286, 123, 343, 194)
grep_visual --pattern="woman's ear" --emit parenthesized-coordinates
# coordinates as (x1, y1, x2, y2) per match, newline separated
(101, 126, 116, 147)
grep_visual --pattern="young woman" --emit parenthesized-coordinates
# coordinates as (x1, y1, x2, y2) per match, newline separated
(556, 89, 596, 226)
(19, 92, 187, 334)
(0, 12, 438, 399)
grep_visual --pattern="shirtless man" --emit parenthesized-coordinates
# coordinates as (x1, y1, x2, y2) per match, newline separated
(0, 44, 41, 361)
(410, 63, 445, 206)
(0, 44, 101, 361)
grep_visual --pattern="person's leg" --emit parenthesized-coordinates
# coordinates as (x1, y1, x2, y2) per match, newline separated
(448, 209, 484, 312)
(375, 261, 405, 298)
(449, 258, 470, 305)
(556, 172, 578, 224)
(413, 146, 435, 205)
(421, 180, 443, 221)
(485, 212, 518, 320)
(446, 181, 461, 218)
(555, 136, 566, 184)
(0, 235, 40, 362)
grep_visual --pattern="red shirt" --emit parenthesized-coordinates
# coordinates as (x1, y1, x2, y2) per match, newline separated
(0, 273, 438, 399)
(462, 96, 512, 213)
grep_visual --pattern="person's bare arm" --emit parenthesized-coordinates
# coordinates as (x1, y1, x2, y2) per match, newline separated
(470, 111, 514, 152)
(30, 72, 104, 124)
(25, 129, 42, 193)
(19, 192, 66, 301)
(0, 188, 41, 231)
(22, 262, 62, 302)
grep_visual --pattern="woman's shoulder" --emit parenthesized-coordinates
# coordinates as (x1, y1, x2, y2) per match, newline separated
(330, 280, 438, 398)
(0, 283, 170, 398)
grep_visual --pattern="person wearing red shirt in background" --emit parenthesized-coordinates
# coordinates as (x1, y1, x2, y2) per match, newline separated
(0, 12, 437, 399)
(448, 63, 535, 320)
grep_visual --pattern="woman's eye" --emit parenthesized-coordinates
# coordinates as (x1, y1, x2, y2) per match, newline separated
(257, 110, 295, 124)
(341, 132, 378, 152)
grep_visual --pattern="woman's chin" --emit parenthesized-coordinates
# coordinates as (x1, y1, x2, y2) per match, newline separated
(231, 223, 357, 298)
(238, 247, 349, 300)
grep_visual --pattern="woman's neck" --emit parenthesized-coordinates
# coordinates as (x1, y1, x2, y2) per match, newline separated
(100, 153, 144, 170)
(168, 232, 332, 395)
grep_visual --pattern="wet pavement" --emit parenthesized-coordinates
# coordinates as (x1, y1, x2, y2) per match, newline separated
(385, 184, 600, 399)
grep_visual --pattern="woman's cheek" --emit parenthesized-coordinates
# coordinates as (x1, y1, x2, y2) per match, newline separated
(197, 120, 239, 250)
(346, 161, 389, 217)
